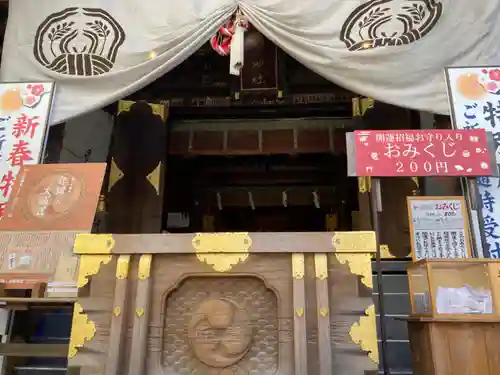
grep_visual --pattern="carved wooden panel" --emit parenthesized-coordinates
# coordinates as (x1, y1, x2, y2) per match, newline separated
(68, 232, 379, 375)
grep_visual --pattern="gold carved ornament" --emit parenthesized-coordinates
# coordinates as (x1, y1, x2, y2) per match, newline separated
(332, 232, 376, 289)
(77, 255, 112, 288)
(68, 303, 96, 359)
(74, 234, 115, 288)
(335, 253, 372, 289)
(349, 304, 379, 364)
(192, 232, 251, 272)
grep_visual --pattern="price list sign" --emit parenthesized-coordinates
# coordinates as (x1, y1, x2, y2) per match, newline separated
(407, 196, 472, 261)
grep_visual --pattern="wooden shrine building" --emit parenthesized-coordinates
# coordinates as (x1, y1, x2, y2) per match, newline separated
(0, 24, 462, 375)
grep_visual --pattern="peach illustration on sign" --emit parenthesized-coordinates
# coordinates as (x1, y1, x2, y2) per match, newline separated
(456, 73, 487, 100)
(0, 84, 48, 114)
(0, 89, 23, 113)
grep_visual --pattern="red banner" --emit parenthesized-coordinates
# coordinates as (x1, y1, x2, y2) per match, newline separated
(352, 129, 494, 177)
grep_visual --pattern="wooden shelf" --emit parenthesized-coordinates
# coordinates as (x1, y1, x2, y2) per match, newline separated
(0, 297, 75, 309)
(0, 343, 68, 357)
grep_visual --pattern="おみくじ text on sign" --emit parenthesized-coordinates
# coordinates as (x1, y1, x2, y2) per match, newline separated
(407, 197, 471, 261)
(350, 129, 494, 177)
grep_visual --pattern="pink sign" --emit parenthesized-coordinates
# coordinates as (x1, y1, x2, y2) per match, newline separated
(352, 129, 494, 177)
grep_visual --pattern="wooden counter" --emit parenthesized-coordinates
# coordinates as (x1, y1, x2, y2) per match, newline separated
(407, 316, 500, 375)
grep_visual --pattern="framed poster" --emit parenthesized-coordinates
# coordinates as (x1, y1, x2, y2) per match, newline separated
(445, 66, 500, 258)
(0, 82, 55, 217)
(407, 196, 472, 261)
(0, 163, 106, 231)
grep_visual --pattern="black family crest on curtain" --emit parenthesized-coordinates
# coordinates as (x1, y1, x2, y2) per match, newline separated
(341, 0, 443, 51)
(33, 7, 125, 76)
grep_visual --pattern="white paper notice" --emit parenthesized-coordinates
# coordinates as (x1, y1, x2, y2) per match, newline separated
(408, 197, 471, 260)
(436, 285, 492, 314)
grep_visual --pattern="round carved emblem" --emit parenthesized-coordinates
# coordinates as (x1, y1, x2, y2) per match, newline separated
(33, 8, 125, 76)
(27, 172, 83, 220)
(188, 298, 253, 368)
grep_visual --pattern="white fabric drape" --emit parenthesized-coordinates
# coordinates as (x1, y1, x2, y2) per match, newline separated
(2, 0, 500, 125)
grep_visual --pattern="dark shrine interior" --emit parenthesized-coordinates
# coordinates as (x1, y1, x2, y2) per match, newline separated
(163, 153, 358, 233)
(148, 30, 361, 234)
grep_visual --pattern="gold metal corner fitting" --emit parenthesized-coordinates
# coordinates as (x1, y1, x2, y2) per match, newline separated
(334, 253, 373, 289)
(108, 158, 124, 192)
(73, 234, 115, 254)
(332, 232, 377, 253)
(192, 232, 251, 272)
(117, 100, 165, 120)
(77, 255, 112, 288)
(349, 304, 379, 364)
(116, 255, 131, 279)
(146, 162, 161, 195)
(68, 303, 96, 358)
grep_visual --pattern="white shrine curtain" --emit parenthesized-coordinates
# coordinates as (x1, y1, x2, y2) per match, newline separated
(1, 0, 500, 125)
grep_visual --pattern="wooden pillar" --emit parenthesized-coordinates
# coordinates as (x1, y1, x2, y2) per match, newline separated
(292, 253, 308, 375)
(106, 101, 168, 233)
(352, 98, 374, 232)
